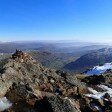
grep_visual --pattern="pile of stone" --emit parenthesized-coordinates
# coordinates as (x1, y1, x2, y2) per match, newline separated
(11, 49, 33, 62)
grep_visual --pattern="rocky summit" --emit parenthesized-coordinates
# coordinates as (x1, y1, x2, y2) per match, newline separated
(0, 50, 111, 112)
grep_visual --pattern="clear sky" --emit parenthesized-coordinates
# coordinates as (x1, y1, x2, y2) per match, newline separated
(0, 0, 112, 42)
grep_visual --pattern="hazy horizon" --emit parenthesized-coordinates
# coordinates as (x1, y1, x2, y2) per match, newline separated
(1, 39, 112, 45)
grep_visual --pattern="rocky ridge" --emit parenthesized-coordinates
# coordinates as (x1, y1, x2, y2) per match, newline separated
(0, 50, 86, 112)
(0, 50, 111, 112)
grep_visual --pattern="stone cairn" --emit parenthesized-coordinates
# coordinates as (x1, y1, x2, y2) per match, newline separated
(11, 49, 32, 62)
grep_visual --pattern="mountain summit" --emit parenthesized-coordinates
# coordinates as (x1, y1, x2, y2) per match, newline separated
(0, 50, 83, 112)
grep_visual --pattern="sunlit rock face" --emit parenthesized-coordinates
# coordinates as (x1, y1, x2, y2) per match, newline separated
(0, 97, 12, 111)
(86, 63, 112, 75)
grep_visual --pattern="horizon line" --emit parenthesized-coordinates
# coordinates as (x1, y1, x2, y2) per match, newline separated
(0, 39, 112, 44)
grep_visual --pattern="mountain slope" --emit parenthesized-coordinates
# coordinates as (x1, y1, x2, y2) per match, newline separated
(64, 48, 112, 72)
(0, 50, 84, 112)
(0, 50, 111, 112)
(28, 51, 77, 70)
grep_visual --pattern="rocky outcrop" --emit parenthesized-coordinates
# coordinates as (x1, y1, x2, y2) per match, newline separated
(0, 50, 85, 112)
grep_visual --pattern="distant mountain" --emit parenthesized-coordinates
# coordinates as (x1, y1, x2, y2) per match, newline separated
(64, 48, 112, 72)
(37, 44, 109, 54)
(0, 41, 109, 54)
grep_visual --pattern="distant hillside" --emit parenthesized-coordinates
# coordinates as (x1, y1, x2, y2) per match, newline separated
(28, 51, 77, 70)
(64, 48, 112, 72)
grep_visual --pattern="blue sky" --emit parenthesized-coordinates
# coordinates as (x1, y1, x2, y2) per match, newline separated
(0, 0, 112, 42)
